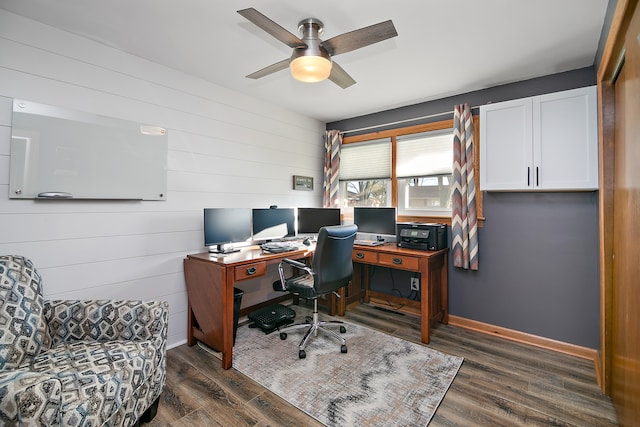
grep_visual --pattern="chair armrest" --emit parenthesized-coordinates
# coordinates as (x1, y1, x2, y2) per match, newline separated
(44, 300, 169, 352)
(281, 258, 310, 271)
(0, 371, 62, 424)
(276, 258, 314, 291)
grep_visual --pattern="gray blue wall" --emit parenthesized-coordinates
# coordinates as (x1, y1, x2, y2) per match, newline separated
(328, 68, 601, 349)
(451, 192, 599, 348)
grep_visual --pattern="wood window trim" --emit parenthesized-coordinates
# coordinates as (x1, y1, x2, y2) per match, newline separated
(342, 118, 484, 227)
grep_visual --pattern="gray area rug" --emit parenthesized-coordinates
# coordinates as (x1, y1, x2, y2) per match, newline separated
(232, 310, 463, 426)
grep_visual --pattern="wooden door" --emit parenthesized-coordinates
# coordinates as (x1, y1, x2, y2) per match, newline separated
(599, 0, 640, 424)
(611, 5, 640, 424)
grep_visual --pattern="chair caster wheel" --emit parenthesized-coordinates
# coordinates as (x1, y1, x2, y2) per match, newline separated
(341, 345, 347, 353)
(279, 332, 287, 340)
(340, 326, 346, 333)
(299, 350, 306, 359)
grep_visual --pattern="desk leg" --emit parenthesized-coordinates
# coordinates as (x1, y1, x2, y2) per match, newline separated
(420, 259, 431, 345)
(221, 274, 234, 370)
(337, 286, 346, 316)
(187, 301, 196, 346)
(349, 263, 368, 304)
(327, 286, 347, 316)
(184, 258, 234, 369)
(419, 251, 448, 344)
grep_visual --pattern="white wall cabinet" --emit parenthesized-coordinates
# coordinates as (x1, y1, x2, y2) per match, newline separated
(480, 86, 598, 191)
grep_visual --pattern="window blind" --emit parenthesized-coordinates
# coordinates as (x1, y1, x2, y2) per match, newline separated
(339, 138, 391, 180)
(396, 130, 453, 178)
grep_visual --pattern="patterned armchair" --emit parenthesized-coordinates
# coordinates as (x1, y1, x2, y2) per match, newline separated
(0, 255, 168, 426)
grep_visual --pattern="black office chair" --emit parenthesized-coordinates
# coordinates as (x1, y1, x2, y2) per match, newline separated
(273, 224, 357, 359)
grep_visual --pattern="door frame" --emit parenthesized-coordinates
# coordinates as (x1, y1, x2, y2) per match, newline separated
(596, 0, 638, 394)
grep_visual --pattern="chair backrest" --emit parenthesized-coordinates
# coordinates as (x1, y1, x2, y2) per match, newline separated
(311, 224, 358, 295)
(0, 255, 51, 370)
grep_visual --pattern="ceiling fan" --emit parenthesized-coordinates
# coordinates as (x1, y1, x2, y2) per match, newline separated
(237, 8, 398, 89)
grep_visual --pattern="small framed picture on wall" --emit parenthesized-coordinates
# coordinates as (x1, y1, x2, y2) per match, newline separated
(293, 175, 313, 191)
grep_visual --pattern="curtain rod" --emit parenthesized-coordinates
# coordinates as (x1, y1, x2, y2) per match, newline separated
(340, 105, 481, 135)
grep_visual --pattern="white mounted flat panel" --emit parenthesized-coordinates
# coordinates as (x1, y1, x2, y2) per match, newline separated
(0, 96, 12, 126)
(9, 99, 168, 200)
(0, 125, 10, 155)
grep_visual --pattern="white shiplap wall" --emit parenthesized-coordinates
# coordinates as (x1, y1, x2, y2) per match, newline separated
(0, 10, 326, 348)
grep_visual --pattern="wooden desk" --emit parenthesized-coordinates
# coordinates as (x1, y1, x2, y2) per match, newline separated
(183, 246, 313, 369)
(349, 244, 449, 345)
(184, 244, 448, 369)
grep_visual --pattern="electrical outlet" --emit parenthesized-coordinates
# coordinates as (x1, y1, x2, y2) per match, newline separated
(410, 277, 420, 291)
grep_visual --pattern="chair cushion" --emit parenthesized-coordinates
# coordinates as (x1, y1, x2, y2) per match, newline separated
(0, 255, 50, 371)
(284, 274, 317, 298)
(27, 339, 157, 426)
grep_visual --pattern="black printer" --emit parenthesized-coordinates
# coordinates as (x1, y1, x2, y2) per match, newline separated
(396, 222, 447, 251)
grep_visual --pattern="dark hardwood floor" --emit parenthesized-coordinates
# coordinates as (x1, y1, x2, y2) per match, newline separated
(148, 303, 618, 426)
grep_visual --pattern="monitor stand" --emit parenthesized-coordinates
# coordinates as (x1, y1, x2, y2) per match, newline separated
(209, 244, 240, 254)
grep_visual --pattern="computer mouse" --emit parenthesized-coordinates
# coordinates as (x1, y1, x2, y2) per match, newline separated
(302, 238, 311, 246)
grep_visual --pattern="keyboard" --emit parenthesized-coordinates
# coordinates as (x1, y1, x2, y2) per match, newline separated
(277, 235, 315, 242)
(354, 239, 384, 246)
(261, 241, 300, 253)
(275, 236, 299, 242)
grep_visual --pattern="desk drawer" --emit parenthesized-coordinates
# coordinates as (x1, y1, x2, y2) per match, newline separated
(378, 253, 419, 270)
(353, 249, 378, 263)
(235, 261, 267, 281)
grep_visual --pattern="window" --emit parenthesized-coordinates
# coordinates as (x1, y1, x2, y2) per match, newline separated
(339, 138, 392, 208)
(339, 119, 483, 226)
(397, 130, 453, 216)
(399, 175, 452, 213)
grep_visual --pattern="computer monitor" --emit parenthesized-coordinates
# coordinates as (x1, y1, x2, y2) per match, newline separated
(204, 208, 252, 253)
(252, 208, 296, 241)
(297, 207, 341, 235)
(353, 207, 397, 239)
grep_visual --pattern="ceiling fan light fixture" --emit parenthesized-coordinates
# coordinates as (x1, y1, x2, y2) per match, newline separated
(290, 55, 332, 82)
(288, 18, 332, 83)
(239, 8, 397, 88)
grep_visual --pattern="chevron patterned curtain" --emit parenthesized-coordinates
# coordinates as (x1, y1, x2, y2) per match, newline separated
(452, 104, 479, 270)
(323, 130, 342, 208)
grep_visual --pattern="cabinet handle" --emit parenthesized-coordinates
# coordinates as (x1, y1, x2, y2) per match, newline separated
(527, 167, 530, 186)
(355, 252, 365, 259)
(246, 266, 257, 275)
(392, 258, 403, 265)
(536, 166, 539, 186)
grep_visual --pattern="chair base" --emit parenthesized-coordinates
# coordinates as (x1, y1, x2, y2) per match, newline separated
(278, 299, 347, 359)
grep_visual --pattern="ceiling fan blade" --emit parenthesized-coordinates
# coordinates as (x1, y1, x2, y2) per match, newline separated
(322, 20, 398, 56)
(238, 8, 307, 49)
(328, 61, 356, 89)
(246, 58, 290, 79)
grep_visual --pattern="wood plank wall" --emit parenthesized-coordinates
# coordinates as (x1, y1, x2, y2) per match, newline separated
(0, 10, 325, 348)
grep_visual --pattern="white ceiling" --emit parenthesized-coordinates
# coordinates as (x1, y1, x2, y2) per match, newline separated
(0, 0, 609, 123)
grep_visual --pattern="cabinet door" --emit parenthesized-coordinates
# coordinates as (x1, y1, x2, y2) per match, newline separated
(533, 86, 598, 190)
(480, 98, 533, 190)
